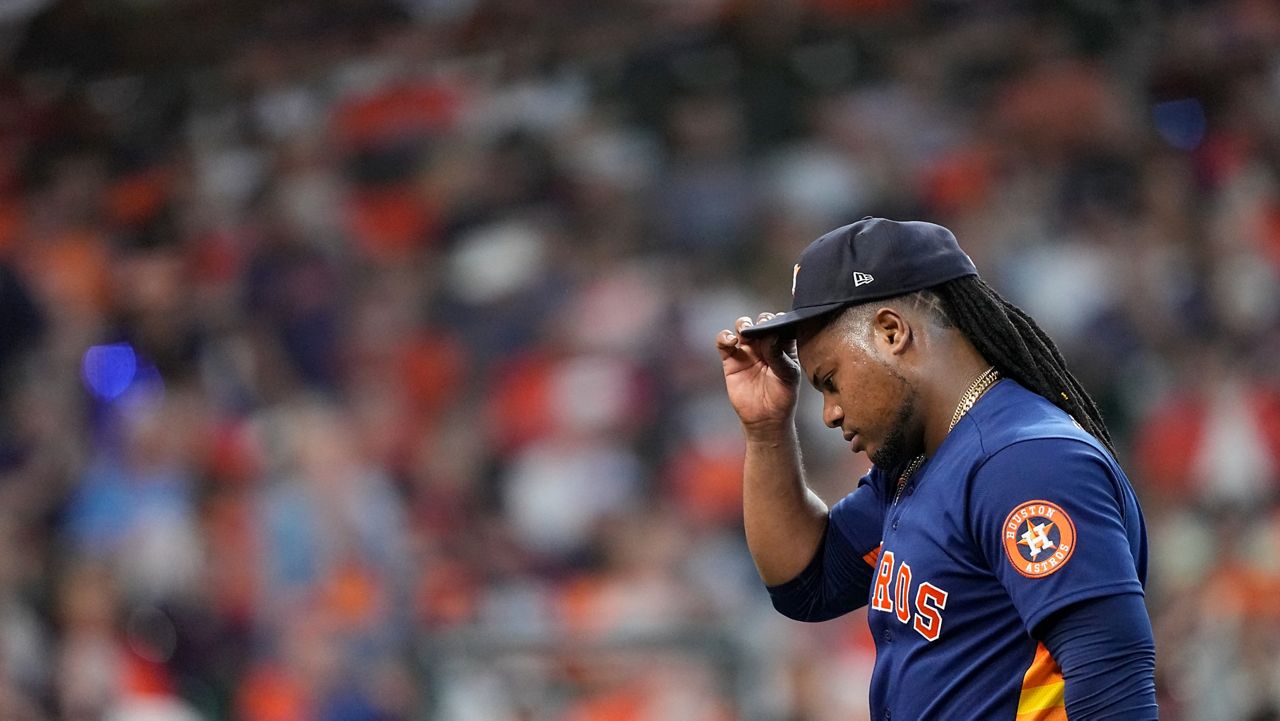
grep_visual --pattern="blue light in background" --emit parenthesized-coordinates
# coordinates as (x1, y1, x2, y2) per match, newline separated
(81, 343, 138, 400)
(118, 359, 165, 409)
(1153, 98, 1207, 151)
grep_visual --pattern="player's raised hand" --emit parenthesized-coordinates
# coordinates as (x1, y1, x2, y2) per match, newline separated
(716, 313, 801, 431)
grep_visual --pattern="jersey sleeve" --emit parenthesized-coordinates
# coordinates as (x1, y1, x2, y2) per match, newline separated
(968, 438, 1144, 635)
(828, 467, 890, 560)
(767, 470, 888, 621)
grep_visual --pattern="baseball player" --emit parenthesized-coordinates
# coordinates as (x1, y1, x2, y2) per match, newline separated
(716, 218, 1156, 719)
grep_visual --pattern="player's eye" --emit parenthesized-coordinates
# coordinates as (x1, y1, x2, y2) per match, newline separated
(823, 373, 837, 393)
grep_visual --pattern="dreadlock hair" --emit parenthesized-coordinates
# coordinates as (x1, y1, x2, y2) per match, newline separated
(899, 276, 1115, 456)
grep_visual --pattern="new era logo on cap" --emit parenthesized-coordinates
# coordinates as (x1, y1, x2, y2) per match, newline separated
(854, 271, 874, 287)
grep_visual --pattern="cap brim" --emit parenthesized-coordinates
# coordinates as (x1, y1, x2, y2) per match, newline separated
(738, 302, 847, 339)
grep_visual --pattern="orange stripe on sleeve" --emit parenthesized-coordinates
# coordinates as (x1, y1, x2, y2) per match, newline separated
(1015, 642, 1066, 721)
(1022, 643, 1062, 689)
(862, 544, 882, 568)
(1017, 704, 1067, 721)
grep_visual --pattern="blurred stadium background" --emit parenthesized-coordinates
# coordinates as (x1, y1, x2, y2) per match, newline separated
(0, 0, 1277, 719)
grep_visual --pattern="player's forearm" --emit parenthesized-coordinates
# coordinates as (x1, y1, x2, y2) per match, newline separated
(742, 423, 830, 587)
(1040, 594, 1158, 719)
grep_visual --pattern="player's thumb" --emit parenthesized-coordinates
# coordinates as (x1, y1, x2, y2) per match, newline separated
(762, 335, 801, 384)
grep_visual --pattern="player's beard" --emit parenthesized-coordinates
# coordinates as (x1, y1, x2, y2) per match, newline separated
(869, 371, 919, 471)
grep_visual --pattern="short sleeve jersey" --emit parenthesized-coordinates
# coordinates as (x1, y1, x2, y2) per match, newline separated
(825, 380, 1148, 720)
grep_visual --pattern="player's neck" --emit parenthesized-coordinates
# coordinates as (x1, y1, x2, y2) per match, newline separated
(918, 340, 992, 456)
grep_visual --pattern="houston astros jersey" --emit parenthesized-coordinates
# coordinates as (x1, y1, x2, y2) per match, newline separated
(774, 379, 1148, 720)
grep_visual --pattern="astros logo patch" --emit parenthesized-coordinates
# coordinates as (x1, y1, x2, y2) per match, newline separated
(1002, 500, 1076, 578)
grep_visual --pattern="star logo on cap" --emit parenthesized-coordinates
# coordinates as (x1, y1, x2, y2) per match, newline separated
(854, 271, 875, 287)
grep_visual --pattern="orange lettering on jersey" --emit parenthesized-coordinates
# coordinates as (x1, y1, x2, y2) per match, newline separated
(912, 582, 948, 642)
(871, 550, 894, 612)
(871, 552, 950, 643)
(894, 562, 913, 624)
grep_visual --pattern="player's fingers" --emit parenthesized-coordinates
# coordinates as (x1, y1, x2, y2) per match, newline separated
(716, 327, 752, 360)
(717, 324, 765, 370)
(762, 334, 793, 369)
(734, 316, 755, 336)
(715, 328, 738, 351)
(756, 311, 776, 325)
(751, 329, 799, 382)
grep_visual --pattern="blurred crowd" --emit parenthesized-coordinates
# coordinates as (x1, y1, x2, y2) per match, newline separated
(1, 0, 1279, 719)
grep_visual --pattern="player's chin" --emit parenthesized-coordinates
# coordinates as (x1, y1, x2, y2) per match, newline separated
(865, 443, 885, 466)
(863, 440, 884, 464)
(868, 442, 908, 469)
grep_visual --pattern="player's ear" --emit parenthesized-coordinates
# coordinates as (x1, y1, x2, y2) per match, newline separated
(872, 307, 911, 356)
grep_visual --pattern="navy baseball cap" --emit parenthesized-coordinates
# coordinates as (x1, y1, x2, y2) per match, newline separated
(741, 217, 978, 338)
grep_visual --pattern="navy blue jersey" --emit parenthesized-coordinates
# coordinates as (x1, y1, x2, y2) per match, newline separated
(775, 379, 1148, 720)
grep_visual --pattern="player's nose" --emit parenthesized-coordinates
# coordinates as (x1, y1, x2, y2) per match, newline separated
(823, 399, 844, 429)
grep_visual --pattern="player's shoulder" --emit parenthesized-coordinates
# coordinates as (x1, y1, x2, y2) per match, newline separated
(965, 379, 1109, 463)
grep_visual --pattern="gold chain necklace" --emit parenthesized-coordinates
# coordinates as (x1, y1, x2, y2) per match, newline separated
(892, 366, 1000, 505)
(948, 365, 1000, 433)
